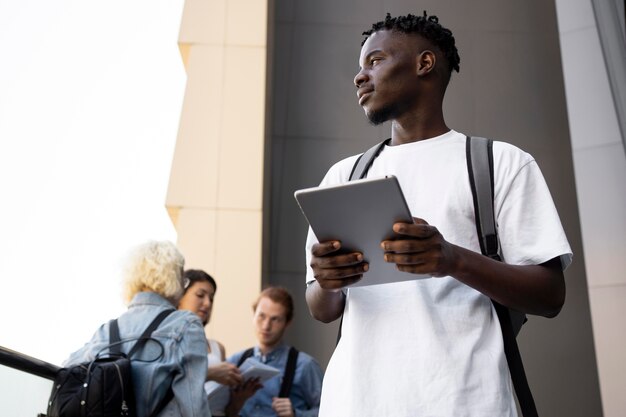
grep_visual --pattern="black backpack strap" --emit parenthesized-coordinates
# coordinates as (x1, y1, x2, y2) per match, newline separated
(466, 136, 499, 259)
(466, 136, 538, 417)
(141, 309, 175, 417)
(236, 348, 255, 368)
(336, 314, 344, 345)
(492, 301, 537, 417)
(107, 309, 175, 417)
(108, 309, 175, 357)
(467, 137, 528, 335)
(335, 139, 391, 345)
(109, 319, 123, 355)
(128, 309, 175, 358)
(278, 347, 299, 398)
(150, 385, 174, 417)
(349, 138, 391, 180)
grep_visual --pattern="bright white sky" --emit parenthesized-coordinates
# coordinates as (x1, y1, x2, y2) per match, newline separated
(0, 0, 185, 365)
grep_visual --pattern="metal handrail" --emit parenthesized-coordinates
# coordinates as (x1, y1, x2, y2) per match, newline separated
(0, 345, 60, 380)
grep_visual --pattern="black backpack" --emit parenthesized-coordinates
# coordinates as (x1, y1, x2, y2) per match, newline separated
(344, 136, 538, 417)
(236, 346, 299, 398)
(47, 309, 175, 417)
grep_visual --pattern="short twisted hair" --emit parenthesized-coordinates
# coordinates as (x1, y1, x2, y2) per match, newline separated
(362, 12, 460, 77)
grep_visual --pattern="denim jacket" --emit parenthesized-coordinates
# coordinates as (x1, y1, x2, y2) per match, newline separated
(64, 292, 211, 417)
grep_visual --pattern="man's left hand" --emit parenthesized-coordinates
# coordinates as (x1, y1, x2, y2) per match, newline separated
(381, 217, 458, 277)
(272, 397, 294, 417)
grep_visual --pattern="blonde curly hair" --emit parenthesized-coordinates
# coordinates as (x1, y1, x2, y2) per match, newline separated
(122, 240, 185, 305)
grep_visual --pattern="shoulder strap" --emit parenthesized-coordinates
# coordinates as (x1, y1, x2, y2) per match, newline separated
(349, 138, 391, 180)
(150, 383, 174, 417)
(467, 136, 528, 336)
(278, 347, 299, 398)
(236, 348, 255, 368)
(107, 309, 175, 417)
(141, 310, 175, 417)
(492, 301, 537, 417)
(108, 309, 176, 357)
(128, 309, 175, 358)
(466, 136, 499, 259)
(336, 314, 344, 346)
(336, 139, 390, 345)
(109, 318, 123, 355)
(143, 310, 176, 417)
(466, 136, 538, 417)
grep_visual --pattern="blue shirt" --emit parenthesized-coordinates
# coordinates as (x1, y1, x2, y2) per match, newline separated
(64, 292, 211, 417)
(227, 344, 323, 417)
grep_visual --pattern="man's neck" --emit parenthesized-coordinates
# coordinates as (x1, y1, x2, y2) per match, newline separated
(258, 342, 283, 356)
(389, 105, 448, 145)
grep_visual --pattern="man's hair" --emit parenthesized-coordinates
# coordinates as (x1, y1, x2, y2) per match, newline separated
(253, 286, 294, 323)
(362, 11, 460, 76)
(122, 240, 185, 305)
(183, 269, 217, 294)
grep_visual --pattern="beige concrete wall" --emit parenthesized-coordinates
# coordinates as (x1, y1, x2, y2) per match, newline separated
(556, 1, 626, 415)
(167, 0, 269, 356)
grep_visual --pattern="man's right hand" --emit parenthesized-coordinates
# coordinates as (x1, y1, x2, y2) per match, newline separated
(224, 377, 263, 417)
(310, 240, 368, 290)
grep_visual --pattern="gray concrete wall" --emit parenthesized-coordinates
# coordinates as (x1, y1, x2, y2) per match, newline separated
(556, 1, 626, 415)
(265, 1, 602, 415)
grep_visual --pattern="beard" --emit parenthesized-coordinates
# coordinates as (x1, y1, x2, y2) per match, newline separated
(365, 96, 412, 126)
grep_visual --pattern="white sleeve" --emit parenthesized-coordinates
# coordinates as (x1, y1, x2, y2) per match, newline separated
(496, 159, 573, 270)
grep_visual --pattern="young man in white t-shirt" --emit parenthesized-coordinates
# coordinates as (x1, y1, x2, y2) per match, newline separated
(304, 12, 572, 417)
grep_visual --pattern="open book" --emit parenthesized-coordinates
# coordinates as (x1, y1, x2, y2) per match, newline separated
(204, 358, 280, 415)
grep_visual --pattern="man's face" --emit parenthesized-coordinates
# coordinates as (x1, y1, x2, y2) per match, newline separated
(355, 30, 423, 125)
(253, 296, 290, 350)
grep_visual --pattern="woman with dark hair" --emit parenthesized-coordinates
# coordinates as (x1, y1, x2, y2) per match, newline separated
(178, 269, 243, 387)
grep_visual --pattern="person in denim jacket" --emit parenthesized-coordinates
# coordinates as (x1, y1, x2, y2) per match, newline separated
(63, 240, 212, 417)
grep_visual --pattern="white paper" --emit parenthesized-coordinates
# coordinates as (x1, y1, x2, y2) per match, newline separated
(205, 358, 280, 415)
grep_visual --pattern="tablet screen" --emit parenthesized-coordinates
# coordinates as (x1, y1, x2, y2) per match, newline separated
(295, 175, 429, 287)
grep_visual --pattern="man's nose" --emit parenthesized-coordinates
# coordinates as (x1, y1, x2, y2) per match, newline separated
(354, 70, 368, 88)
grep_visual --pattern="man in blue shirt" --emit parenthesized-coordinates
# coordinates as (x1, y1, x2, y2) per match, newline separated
(225, 287, 323, 417)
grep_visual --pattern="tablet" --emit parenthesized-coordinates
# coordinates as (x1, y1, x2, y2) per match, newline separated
(294, 175, 429, 287)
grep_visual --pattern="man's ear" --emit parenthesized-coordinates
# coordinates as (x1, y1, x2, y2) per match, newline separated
(416, 50, 436, 76)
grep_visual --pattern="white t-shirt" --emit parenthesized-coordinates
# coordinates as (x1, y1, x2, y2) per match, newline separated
(207, 338, 222, 365)
(305, 130, 572, 417)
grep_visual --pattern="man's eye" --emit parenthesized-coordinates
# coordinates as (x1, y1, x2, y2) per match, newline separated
(371, 58, 382, 66)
